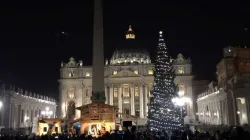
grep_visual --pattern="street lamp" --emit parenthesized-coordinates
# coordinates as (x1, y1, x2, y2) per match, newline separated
(172, 97, 184, 119)
(172, 97, 191, 119)
(0, 101, 2, 110)
(41, 107, 53, 118)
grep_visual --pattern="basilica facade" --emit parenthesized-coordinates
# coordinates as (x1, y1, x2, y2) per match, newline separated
(59, 53, 195, 123)
(59, 26, 195, 125)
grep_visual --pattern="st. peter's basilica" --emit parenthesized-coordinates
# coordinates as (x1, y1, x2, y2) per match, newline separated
(59, 26, 195, 125)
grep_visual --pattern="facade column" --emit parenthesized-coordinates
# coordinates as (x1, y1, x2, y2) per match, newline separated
(144, 85, 148, 117)
(130, 86, 135, 115)
(224, 99, 228, 125)
(82, 86, 85, 105)
(105, 85, 108, 104)
(139, 85, 144, 118)
(240, 98, 248, 124)
(245, 97, 250, 124)
(219, 100, 223, 124)
(118, 86, 122, 113)
(109, 85, 113, 105)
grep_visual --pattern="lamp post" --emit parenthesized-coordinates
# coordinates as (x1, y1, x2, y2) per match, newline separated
(172, 97, 184, 119)
(172, 97, 191, 120)
(0, 101, 2, 110)
(0, 101, 2, 126)
(41, 107, 53, 118)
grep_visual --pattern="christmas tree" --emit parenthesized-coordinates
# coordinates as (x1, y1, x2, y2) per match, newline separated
(148, 31, 183, 131)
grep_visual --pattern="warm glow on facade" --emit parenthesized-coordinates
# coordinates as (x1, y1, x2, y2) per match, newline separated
(178, 66, 184, 74)
(135, 87, 139, 96)
(86, 72, 90, 77)
(126, 34, 135, 39)
(134, 70, 138, 74)
(148, 69, 153, 75)
(113, 71, 117, 75)
(114, 88, 118, 97)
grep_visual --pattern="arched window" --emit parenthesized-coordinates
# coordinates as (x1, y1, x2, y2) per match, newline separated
(123, 86, 129, 97)
(67, 101, 76, 120)
(68, 87, 75, 99)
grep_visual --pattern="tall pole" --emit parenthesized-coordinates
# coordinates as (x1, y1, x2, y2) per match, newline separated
(91, 0, 106, 104)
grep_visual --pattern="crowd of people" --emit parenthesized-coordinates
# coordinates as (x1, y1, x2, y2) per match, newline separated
(1, 126, 250, 140)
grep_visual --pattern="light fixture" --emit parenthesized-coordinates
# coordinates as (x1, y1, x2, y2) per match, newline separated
(237, 111, 240, 114)
(41, 107, 53, 118)
(0, 101, 2, 109)
(178, 91, 184, 97)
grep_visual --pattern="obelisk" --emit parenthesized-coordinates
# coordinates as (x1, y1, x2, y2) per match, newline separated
(91, 0, 106, 104)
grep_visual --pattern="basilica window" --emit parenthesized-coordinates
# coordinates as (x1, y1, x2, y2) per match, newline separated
(68, 87, 75, 99)
(113, 71, 118, 75)
(69, 70, 75, 77)
(135, 109, 140, 117)
(114, 88, 118, 97)
(178, 84, 185, 96)
(134, 70, 138, 74)
(135, 87, 139, 96)
(123, 99, 130, 104)
(124, 108, 130, 115)
(177, 66, 184, 74)
(148, 69, 153, 75)
(86, 72, 90, 77)
(126, 34, 135, 39)
(123, 87, 130, 97)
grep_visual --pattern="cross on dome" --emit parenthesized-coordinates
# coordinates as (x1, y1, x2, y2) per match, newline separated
(128, 25, 133, 31)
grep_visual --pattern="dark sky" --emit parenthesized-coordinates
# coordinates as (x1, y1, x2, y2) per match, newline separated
(0, 1, 249, 98)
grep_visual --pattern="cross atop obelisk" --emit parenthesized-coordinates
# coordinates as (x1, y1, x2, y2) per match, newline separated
(91, 0, 106, 104)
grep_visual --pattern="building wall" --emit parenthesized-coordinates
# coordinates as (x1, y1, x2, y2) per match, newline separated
(59, 53, 195, 124)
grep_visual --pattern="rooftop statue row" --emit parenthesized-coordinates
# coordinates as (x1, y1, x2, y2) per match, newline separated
(8, 85, 56, 103)
(197, 82, 221, 101)
(61, 52, 191, 68)
(61, 57, 83, 68)
(173, 53, 191, 65)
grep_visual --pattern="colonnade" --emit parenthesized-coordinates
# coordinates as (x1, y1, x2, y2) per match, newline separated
(197, 96, 250, 126)
(9, 102, 56, 128)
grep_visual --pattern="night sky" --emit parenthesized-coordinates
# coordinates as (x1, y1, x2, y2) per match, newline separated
(0, 1, 249, 99)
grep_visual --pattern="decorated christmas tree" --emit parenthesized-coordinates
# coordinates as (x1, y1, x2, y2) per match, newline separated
(148, 31, 183, 131)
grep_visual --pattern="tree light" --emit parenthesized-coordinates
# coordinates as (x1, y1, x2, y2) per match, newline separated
(148, 30, 183, 131)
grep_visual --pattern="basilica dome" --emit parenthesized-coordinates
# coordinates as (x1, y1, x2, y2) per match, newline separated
(110, 49, 151, 65)
(108, 25, 151, 65)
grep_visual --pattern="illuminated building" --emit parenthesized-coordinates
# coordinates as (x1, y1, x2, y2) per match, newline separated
(59, 0, 196, 128)
(59, 44, 195, 126)
(197, 46, 250, 126)
(0, 84, 56, 129)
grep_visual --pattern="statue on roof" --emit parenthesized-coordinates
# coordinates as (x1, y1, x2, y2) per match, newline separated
(79, 60, 83, 66)
(61, 61, 64, 67)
